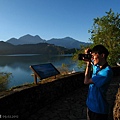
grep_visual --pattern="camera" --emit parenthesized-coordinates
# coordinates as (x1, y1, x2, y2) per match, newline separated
(78, 54, 92, 60)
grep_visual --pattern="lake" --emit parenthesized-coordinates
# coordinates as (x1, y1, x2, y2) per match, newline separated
(0, 54, 83, 91)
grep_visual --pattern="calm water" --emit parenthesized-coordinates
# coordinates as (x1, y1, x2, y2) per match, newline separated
(0, 54, 82, 90)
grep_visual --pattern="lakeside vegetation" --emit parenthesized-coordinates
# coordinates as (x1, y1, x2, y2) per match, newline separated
(0, 72, 12, 92)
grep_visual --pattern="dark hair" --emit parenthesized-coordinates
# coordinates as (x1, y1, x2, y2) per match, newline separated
(92, 45, 109, 59)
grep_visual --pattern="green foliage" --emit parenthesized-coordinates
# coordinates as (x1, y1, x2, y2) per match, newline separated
(0, 72, 12, 92)
(57, 63, 69, 75)
(89, 9, 120, 66)
(73, 9, 120, 67)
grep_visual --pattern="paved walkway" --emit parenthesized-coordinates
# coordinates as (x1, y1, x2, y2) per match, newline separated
(28, 76, 119, 120)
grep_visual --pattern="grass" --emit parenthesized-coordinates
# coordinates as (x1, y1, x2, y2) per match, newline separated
(0, 72, 12, 92)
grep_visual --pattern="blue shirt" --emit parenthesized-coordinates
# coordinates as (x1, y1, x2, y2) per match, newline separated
(86, 64, 113, 114)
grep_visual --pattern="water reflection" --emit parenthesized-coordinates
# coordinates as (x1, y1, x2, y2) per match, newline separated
(0, 54, 80, 90)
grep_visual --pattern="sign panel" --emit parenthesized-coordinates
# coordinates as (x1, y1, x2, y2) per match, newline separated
(30, 63, 60, 79)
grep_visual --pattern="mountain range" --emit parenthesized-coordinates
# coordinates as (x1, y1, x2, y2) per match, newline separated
(0, 34, 91, 55)
(6, 34, 90, 49)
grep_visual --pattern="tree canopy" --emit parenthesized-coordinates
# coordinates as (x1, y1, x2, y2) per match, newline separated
(73, 9, 120, 67)
(89, 9, 120, 66)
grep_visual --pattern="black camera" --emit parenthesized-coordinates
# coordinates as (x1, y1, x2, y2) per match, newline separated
(78, 54, 92, 60)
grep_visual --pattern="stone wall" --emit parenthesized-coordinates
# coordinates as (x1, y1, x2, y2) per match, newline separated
(0, 66, 120, 119)
(113, 87, 120, 120)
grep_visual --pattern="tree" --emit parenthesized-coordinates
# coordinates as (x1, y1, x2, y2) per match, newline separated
(89, 9, 120, 66)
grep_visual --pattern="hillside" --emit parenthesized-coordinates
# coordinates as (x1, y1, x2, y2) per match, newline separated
(0, 41, 15, 54)
(0, 41, 76, 55)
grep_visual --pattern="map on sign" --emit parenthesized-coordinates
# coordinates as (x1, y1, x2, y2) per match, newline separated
(30, 63, 60, 79)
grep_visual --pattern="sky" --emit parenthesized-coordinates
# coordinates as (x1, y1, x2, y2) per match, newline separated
(0, 0, 120, 42)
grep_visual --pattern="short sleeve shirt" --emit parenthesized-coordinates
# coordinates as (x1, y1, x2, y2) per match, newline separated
(86, 64, 113, 114)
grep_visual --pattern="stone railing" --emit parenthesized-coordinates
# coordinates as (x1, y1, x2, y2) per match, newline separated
(0, 66, 120, 119)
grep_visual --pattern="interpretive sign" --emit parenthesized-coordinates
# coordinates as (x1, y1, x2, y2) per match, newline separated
(30, 63, 60, 84)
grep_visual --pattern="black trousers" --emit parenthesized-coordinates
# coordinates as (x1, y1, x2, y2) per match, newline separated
(87, 109, 108, 120)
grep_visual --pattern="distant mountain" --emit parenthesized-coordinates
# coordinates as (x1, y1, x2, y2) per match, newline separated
(47, 37, 89, 49)
(7, 34, 46, 45)
(6, 34, 90, 49)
